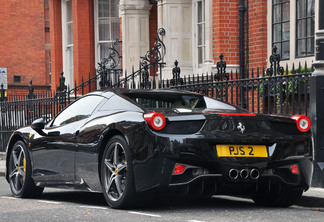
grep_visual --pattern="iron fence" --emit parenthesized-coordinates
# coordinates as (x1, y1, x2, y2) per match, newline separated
(0, 35, 312, 152)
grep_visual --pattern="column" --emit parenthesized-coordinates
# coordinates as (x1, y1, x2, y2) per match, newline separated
(157, 0, 193, 78)
(310, 0, 324, 187)
(120, 0, 152, 74)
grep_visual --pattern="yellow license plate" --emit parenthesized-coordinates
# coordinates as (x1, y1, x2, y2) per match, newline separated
(216, 145, 268, 157)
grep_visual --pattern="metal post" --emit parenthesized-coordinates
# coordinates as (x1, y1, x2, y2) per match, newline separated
(239, 0, 246, 108)
(310, 3, 324, 187)
(0, 84, 7, 102)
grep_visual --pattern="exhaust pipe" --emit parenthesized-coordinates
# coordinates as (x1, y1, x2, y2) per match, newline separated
(250, 168, 260, 179)
(229, 169, 239, 179)
(240, 169, 249, 179)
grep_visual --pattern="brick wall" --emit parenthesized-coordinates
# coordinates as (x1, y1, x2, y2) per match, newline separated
(49, 0, 63, 92)
(212, 0, 268, 70)
(0, 0, 50, 95)
(72, 0, 95, 93)
(248, 0, 268, 71)
(212, 0, 240, 66)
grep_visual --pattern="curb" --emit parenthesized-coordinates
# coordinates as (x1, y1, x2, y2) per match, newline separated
(0, 152, 5, 160)
(0, 152, 5, 177)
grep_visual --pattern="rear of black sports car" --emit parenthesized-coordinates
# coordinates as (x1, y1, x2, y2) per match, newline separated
(124, 90, 313, 207)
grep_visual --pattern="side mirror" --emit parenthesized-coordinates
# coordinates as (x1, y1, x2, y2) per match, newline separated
(31, 118, 47, 136)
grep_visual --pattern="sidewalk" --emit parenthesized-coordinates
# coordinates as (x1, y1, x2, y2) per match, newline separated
(0, 156, 324, 208)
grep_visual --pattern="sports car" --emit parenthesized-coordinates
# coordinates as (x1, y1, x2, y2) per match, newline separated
(5, 89, 313, 208)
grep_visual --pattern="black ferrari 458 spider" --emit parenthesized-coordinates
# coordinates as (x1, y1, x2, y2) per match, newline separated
(5, 89, 313, 208)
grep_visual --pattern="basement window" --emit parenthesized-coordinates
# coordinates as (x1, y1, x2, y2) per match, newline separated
(14, 76, 21, 83)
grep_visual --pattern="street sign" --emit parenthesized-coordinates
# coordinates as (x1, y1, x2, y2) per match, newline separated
(0, 68, 8, 89)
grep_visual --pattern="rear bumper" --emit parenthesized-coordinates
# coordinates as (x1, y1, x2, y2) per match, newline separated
(133, 154, 313, 195)
(131, 130, 313, 194)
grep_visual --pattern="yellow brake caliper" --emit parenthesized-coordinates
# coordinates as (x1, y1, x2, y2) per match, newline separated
(23, 158, 26, 181)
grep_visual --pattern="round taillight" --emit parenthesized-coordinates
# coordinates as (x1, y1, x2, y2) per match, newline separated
(144, 112, 166, 131)
(291, 115, 311, 132)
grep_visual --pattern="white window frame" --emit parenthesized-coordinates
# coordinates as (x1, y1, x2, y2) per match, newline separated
(268, 0, 316, 68)
(61, 0, 74, 89)
(193, 0, 206, 71)
(94, 0, 120, 69)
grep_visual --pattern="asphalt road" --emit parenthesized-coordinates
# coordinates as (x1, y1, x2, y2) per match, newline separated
(1, 177, 324, 222)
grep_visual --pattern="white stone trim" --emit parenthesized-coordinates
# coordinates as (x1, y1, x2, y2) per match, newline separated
(120, 0, 152, 75)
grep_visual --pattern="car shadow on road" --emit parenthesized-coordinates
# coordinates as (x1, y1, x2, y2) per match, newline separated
(40, 189, 258, 210)
(39, 189, 324, 211)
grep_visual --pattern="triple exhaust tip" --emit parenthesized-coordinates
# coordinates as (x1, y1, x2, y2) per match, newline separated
(229, 168, 260, 180)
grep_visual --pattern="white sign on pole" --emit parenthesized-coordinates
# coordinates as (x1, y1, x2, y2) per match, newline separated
(0, 68, 8, 89)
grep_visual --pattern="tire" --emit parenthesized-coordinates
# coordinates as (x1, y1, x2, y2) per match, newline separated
(100, 136, 138, 209)
(8, 141, 44, 198)
(252, 188, 303, 207)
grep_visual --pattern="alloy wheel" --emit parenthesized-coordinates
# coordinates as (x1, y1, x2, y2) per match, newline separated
(9, 144, 26, 193)
(103, 142, 127, 202)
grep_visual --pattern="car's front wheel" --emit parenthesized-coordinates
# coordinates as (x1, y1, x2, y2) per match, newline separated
(101, 136, 138, 208)
(8, 141, 44, 198)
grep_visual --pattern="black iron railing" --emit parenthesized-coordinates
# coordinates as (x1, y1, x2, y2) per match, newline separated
(0, 44, 312, 152)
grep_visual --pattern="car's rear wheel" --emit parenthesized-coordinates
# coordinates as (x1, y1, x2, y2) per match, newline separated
(252, 188, 303, 207)
(101, 136, 138, 208)
(8, 141, 44, 198)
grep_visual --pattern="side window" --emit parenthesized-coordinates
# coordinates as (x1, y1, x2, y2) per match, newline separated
(51, 95, 104, 127)
(204, 97, 236, 110)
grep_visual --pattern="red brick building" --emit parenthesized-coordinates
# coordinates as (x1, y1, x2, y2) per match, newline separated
(0, 0, 317, 94)
(0, 0, 51, 96)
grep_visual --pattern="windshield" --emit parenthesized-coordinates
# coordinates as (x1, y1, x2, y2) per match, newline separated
(124, 92, 236, 110)
(124, 92, 205, 109)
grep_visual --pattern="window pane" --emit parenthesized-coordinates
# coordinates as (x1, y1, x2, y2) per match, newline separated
(111, 18, 120, 39)
(282, 2, 290, 22)
(99, 19, 110, 41)
(297, 0, 306, 19)
(67, 23, 73, 45)
(99, 0, 109, 18)
(276, 43, 282, 58)
(66, 0, 72, 22)
(111, 0, 119, 17)
(198, 24, 203, 45)
(68, 46, 73, 86)
(297, 20, 306, 38)
(198, 1, 202, 23)
(282, 22, 290, 41)
(198, 47, 203, 65)
(307, 0, 314, 17)
(273, 5, 281, 23)
(307, 17, 314, 37)
(100, 43, 110, 59)
(52, 96, 104, 127)
(282, 41, 290, 59)
(307, 38, 314, 54)
(273, 24, 282, 42)
(297, 39, 306, 56)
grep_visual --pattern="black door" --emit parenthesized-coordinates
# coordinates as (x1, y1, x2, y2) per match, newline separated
(30, 95, 104, 184)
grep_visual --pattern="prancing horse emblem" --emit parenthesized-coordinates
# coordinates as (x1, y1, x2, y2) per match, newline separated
(237, 122, 245, 134)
